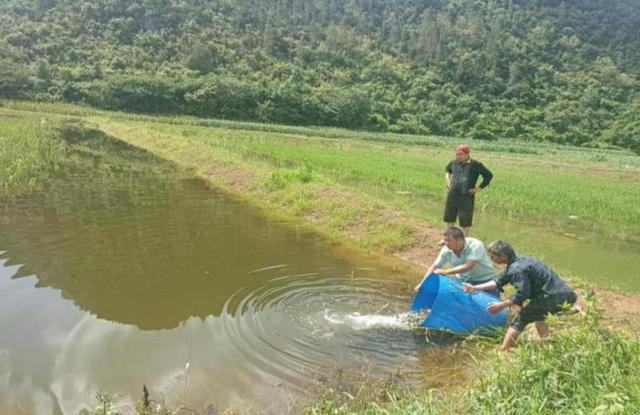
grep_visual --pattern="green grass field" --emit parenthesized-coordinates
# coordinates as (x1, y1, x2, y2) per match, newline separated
(86, 107, 640, 244)
(0, 113, 64, 197)
(3, 100, 640, 247)
(117, 114, 639, 242)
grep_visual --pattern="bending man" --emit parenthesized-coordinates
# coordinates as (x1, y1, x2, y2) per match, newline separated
(463, 240, 577, 351)
(415, 227, 498, 295)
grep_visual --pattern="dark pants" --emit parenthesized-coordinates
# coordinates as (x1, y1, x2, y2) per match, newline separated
(444, 191, 475, 227)
(511, 292, 578, 331)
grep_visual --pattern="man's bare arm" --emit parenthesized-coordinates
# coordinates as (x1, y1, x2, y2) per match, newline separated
(435, 259, 477, 276)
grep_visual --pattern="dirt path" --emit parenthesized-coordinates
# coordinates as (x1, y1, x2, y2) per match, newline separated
(589, 288, 640, 334)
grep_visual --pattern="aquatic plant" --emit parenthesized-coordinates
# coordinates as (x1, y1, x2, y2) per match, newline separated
(80, 391, 120, 415)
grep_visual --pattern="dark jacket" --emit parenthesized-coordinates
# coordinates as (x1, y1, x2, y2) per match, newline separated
(496, 255, 576, 306)
(445, 159, 493, 194)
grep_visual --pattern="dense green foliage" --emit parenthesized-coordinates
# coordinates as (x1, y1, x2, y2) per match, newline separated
(1, 0, 639, 151)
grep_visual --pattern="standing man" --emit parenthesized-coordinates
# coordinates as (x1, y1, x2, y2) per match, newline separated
(415, 227, 498, 295)
(444, 144, 493, 236)
(463, 240, 577, 352)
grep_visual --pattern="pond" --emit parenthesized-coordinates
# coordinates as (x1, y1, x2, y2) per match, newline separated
(0, 130, 426, 414)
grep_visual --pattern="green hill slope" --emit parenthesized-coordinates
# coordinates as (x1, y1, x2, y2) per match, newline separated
(1, 0, 639, 151)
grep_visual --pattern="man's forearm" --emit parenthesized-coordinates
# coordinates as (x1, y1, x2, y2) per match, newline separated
(494, 299, 513, 311)
(473, 280, 498, 291)
(487, 297, 513, 313)
(479, 166, 493, 188)
(438, 260, 475, 276)
(439, 265, 468, 275)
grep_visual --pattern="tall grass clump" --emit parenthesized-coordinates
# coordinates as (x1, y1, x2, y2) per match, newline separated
(265, 164, 316, 189)
(303, 376, 442, 415)
(463, 304, 640, 415)
(303, 300, 640, 415)
(0, 119, 64, 197)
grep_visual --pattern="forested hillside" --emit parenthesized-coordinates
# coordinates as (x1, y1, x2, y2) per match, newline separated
(1, 0, 639, 151)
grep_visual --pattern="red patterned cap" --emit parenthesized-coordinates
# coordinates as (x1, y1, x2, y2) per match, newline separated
(456, 144, 470, 154)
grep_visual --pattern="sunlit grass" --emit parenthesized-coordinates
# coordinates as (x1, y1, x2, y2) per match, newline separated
(0, 116, 65, 197)
(92, 115, 640, 242)
(3, 101, 639, 245)
(303, 299, 640, 415)
(462, 307, 640, 414)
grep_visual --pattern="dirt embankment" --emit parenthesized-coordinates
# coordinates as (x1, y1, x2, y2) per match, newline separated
(589, 288, 640, 334)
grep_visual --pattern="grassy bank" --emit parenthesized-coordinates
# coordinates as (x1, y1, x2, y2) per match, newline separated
(0, 113, 65, 198)
(7, 101, 637, 243)
(303, 299, 640, 415)
(84, 107, 640, 245)
(2, 101, 640, 266)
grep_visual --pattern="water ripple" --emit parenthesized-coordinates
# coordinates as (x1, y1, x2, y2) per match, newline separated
(220, 275, 424, 389)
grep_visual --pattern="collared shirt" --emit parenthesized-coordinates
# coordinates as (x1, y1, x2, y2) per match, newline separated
(434, 237, 498, 284)
(496, 255, 576, 306)
(446, 159, 493, 194)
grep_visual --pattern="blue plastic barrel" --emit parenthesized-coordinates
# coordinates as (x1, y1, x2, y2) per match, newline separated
(411, 273, 507, 334)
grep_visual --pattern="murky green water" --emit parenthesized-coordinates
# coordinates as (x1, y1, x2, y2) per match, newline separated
(0, 131, 424, 414)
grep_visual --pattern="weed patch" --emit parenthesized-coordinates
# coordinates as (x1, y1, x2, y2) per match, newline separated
(304, 299, 640, 414)
(0, 116, 65, 197)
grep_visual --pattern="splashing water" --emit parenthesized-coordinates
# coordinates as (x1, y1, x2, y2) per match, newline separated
(323, 310, 424, 330)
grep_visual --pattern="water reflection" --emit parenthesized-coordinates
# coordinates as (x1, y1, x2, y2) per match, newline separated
(0, 129, 423, 414)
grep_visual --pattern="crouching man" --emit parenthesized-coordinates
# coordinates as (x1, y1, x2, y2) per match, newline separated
(463, 240, 577, 351)
(415, 227, 499, 295)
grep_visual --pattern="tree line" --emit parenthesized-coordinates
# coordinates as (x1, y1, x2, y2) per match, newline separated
(1, 0, 639, 152)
